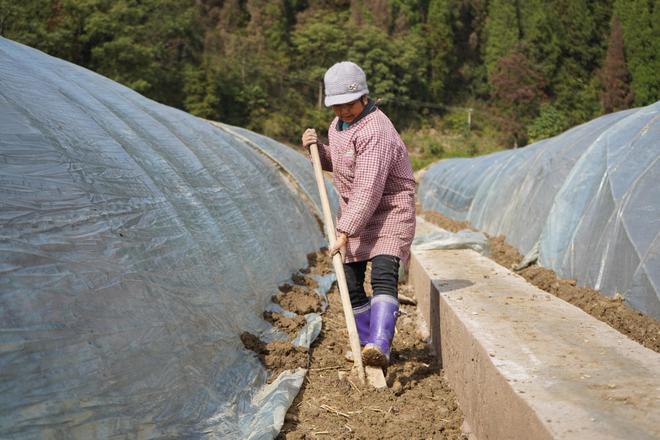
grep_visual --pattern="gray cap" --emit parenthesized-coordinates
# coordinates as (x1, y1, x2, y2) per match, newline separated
(323, 61, 369, 107)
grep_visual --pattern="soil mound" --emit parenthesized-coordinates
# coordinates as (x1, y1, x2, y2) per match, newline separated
(291, 272, 319, 289)
(240, 332, 309, 382)
(487, 234, 523, 268)
(303, 249, 333, 276)
(264, 311, 307, 336)
(421, 210, 472, 233)
(274, 284, 323, 315)
(519, 265, 660, 352)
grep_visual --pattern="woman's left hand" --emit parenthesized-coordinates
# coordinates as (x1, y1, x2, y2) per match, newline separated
(329, 232, 348, 259)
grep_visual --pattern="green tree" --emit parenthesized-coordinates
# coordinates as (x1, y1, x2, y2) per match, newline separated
(291, 11, 351, 86)
(483, 0, 520, 80)
(520, 0, 561, 81)
(389, 0, 425, 34)
(347, 25, 399, 103)
(550, 0, 601, 125)
(89, 0, 199, 107)
(1, 0, 101, 65)
(394, 28, 431, 102)
(290, 10, 352, 133)
(613, 0, 659, 105)
(3, 0, 644, 149)
(2, 0, 200, 109)
(426, 0, 454, 101)
(350, 0, 391, 29)
(449, 0, 489, 100)
(183, 62, 221, 119)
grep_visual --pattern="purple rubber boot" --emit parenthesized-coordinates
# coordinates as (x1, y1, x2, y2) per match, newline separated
(353, 301, 371, 346)
(362, 295, 399, 368)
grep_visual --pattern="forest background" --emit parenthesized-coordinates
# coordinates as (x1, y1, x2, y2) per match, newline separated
(1, 0, 658, 168)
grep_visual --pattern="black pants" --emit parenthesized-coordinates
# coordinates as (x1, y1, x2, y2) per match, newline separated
(344, 255, 400, 308)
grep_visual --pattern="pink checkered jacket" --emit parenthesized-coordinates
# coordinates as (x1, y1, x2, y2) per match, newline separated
(316, 108, 416, 264)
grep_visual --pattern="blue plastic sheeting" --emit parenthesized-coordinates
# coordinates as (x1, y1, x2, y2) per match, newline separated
(419, 103, 660, 319)
(0, 37, 335, 439)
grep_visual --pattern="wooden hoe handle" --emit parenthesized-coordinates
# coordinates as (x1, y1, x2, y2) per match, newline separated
(309, 143, 366, 385)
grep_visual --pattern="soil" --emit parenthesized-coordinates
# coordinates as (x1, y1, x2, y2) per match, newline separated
(274, 284, 324, 315)
(302, 249, 334, 276)
(485, 235, 524, 269)
(421, 210, 473, 234)
(240, 332, 309, 382)
(421, 210, 660, 353)
(518, 265, 660, 352)
(264, 311, 307, 337)
(292, 272, 320, 289)
(256, 250, 465, 439)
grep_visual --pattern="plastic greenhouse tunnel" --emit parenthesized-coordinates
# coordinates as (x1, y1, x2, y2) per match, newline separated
(0, 37, 338, 439)
(418, 101, 660, 320)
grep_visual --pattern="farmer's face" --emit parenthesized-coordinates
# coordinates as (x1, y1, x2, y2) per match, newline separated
(332, 97, 366, 123)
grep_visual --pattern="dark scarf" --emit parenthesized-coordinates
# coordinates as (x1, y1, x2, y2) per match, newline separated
(336, 98, 377, 131)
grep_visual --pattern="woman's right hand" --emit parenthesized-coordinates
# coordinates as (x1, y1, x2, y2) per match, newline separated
(301, 128, 318, 150)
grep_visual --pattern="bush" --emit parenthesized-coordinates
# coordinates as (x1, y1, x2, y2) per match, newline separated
(528, 104, 569, 143)
(442, 110, 470, 134)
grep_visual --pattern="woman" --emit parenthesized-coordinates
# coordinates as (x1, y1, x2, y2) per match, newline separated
(301, 61, 416, 368)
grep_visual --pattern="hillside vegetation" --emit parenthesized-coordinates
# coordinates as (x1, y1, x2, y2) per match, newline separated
(2, 0, 658, 165)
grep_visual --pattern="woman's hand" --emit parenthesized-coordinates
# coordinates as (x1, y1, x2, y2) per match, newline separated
(329, 232, 348, 259)
(301, 128, 318, 149)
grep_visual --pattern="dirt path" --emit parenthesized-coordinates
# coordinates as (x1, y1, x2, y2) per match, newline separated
(422, 210, 660, 353)
(244, 250, 465, 439)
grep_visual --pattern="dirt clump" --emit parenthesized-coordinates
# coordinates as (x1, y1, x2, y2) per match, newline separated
(302, 249, 333, 276)
(240, 332, 309, 382)
(274, 284, 324, 315)
(292, 272, 319, 289)
(422, 211, 660, 353)
(264, 311, 307, 336)
(487, 234, 524, 269)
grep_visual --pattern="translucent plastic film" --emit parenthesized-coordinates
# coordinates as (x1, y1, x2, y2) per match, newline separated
(0, 37, 331, 438)
(419, 102, 660, 318)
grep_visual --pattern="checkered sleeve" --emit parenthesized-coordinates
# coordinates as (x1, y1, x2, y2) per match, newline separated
(307, 142, 333, 172)
(336, 129, 394, 236)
